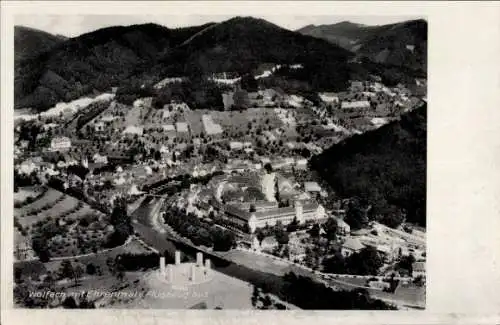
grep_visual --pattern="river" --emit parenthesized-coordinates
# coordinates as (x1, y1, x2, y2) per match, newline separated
(131, 195, 286, 295)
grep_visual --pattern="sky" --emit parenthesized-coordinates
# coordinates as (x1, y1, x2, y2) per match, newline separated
(15, 14, 421, 38)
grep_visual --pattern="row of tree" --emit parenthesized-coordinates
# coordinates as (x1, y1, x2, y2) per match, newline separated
(164, 206, 236, 251)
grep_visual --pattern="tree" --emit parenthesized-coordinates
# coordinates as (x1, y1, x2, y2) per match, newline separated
(211, 228, 236, 251)
(32, 236, 50, 262)
(309, 224, 320, 238)
(249, 204, 256, 213)
(73, 264, 84, 286)
(240, 74, 258, 92)
(59, 260, 74, 280)
(347, 246, 384, 275)
(62, 296, 78, 309)
(323, 218, 338, 242)
(255, 229, 266, 244)
(251, 286, 260, 307)
(86, 263, 97, 275)
(274, 227, 289, 245)
(286, 217, 299, 232)
(261, 294, 273, 309)
(345, 199, 368, 230)
(398, 254, 416, 274)
(379, 205, 405, 228)
(106, 257, 116, 275)
(322, 252, 347, 274)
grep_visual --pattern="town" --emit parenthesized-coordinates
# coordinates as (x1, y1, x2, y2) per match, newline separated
(14, 61, 427, 310)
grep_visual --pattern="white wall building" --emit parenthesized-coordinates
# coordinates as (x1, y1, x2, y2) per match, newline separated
(50, 136, 72, 152)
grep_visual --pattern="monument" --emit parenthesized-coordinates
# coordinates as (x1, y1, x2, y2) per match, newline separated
(160, 256, 166, 274)
(196, 252, 203, 267)
(157, 251, 213, 285)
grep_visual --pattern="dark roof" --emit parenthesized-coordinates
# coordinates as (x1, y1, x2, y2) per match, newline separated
(303, 203, 320, 212)
(225, 204, 252, 221)
(254, 206, 295, 220)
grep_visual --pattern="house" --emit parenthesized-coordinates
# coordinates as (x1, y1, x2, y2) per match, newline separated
(17, 159, 40, 175)
(123, 125, 143, 136)
(304, 181, 321, 193)
(128, 184, 144, 196)
(412, 261, 426, 278)
(50, 136, 72, 152)
(202, 115, 223, 135)
(56, 160, 67, 169)
(93, 153, 108, 164)
(271, 157, 295, 171)
(341, 237, 365, 257)
(94, 122, 105, 132)
(295, 159, 308, 170)
(259, 236, 279, 251)
(350, 81, 364, 92)
(162, 124, 175, 132)
(261, 89, 278, 101)
(376, 244, 398, 262)
(341, 101, 371, 111)
(286, 95, 304, 108)
(319, 93, 339, 104)
(335, 218, 351, 236)
(229, 142, 244, 151)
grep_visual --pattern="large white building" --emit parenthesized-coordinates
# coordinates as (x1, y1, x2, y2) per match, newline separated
(341, 101, 371, 111)
(224, 200, 326, 233)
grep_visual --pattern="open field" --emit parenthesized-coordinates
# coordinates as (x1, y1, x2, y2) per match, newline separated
(15, 189, 63, 217)
(14, 187, 114, 258)
(15, 189, 104, 229)
(212, 108, 282, 134)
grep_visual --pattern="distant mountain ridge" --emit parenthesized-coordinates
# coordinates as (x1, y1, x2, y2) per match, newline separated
(15, 22, 215, 110)
(15, 16, 424, 112)
(14, 26, 67, 63)
(15, 17, 355, 111)
(297, 19, 427, 72)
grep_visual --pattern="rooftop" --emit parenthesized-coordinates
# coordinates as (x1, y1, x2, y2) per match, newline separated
(342, 237, 365, 251)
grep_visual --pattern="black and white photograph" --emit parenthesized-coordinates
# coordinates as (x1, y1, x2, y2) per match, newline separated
(9, 11, 429, 311)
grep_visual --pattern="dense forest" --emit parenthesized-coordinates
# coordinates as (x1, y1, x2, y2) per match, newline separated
(310, 104, 427, 227)
(14, 26, 67, 64)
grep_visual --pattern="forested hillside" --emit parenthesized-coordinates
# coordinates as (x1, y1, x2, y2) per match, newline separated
(14, 26, 67, 63)
(310, 104, 427, 227)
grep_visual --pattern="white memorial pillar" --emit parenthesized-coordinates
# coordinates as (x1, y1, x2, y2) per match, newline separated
(175, 251, 181, 265)
(204, 259, 211, 277)
(190, 264, 196, 282)
(167, 264, 173, 283)
(160, 256, 166, 274)
(196, 252, 203, 267)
